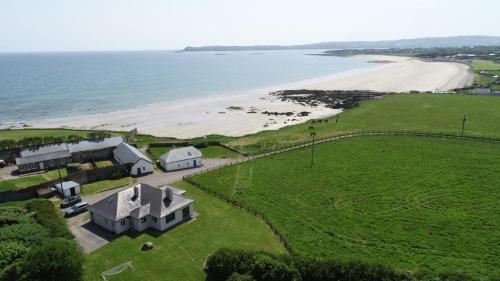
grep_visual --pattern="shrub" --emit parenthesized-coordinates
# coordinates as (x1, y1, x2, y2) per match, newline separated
(16, 238, 83, 281)
(25, 199, 73, 239)
(0, 242, 28, 269)
(0, 224, 49, 248)
(228, 273, 257, 281)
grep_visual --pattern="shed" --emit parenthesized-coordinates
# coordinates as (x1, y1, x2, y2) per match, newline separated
(55, 181, 81, 198)
(159, 146, 202, 171)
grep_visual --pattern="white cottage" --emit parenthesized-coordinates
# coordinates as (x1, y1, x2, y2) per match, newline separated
(159, 146, 202, 171)
(87, 184, 194, 234)
(54, 181, 81, 198)
(113, 143, 153, 176)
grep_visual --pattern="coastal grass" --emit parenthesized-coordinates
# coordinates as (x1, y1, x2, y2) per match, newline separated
(81, 177, 135, 195)
(190, 135, 500, 277)
(226, 93, 500, 154)
(149, 145, 241, 160)
(83, 181, 286, 281)
(471, 60, 500, 71)
(0, 169, 68, 192)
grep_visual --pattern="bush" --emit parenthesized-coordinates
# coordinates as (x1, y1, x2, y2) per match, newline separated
(25, 200, 73, 239)
(16, 238, 83, 281)
(228, 273, 257, 281)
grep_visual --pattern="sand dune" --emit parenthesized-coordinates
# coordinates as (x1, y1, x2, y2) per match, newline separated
(29, 56, 472, 139)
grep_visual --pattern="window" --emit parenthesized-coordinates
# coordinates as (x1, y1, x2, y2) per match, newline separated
(120, 219, 126, 226)
(165, 212, 175, 223)
(60, 158, 65, 164)
(49, 159, 55, 166)
(141, 217, 147, 223)
(143, 166, 145, 171)
(152, 217, 157, 222)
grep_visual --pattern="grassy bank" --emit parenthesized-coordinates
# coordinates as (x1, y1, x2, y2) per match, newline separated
(83, 181, 286, 281)
(0, 169, 68, 192)
(190, 135, 500, 277)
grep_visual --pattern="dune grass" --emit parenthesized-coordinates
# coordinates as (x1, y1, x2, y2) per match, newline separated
(83, 181, 286, 281)
(190, 135, 500, 278)
(226, 94, 500, 154)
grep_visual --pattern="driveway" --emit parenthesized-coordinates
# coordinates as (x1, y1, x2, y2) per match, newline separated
(70, 158, 233, 253)
(0, 165, 17, 180)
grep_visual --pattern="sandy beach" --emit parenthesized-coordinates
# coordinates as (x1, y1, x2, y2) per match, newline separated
(26, 55, 472, 139)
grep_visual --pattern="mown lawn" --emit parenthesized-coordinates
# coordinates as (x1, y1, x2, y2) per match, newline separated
(83, 181, 286, 281)
(0, 168, 68, 192)
(149, 145, 240, 160)
(226, 94, 500, 154)
(81, 177, 135, 195)
(191, 136, 500, 278)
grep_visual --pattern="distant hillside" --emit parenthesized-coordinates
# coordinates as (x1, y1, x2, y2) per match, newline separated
(183, 36, 500, 52)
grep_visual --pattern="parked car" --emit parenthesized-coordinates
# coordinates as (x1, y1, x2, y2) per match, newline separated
(64, 201, 89, 217)
(60, 195, 81, 209)
(0, 160, 5, 168)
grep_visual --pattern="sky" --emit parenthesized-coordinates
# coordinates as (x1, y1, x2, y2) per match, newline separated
(0, 0, 499, 52)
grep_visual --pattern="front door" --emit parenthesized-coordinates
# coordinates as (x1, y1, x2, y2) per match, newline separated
(137, 167, 142, 176)
(70, 187, 76, 196)
(193, 160, 197, 167)
(182, 206, 191, 219)
(39, 162, 44, 170)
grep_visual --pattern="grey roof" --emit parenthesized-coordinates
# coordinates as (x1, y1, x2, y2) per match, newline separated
(16, 149, 71, 165)
(20, 143, 69, 157)
(68, 136, 123, 153)
(159, 146, 202, 163)
(113, 143, 152, 165)
(55, 181, 80, 190)
(87, 184, 193, 221)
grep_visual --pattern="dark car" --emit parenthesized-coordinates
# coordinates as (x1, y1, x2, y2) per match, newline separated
(60, 196, 81, 209)
(64, 201, 89, 217)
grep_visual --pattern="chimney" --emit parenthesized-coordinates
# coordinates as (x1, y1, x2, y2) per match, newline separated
(132, 185, 139, 200)
(165, 188, 173, 201)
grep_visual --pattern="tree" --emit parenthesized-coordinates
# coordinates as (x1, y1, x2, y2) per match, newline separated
(17, 238, 83, 281)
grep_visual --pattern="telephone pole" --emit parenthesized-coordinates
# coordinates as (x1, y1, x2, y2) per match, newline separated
(461, 115, 467, 136)
(309, 126, 316, 168)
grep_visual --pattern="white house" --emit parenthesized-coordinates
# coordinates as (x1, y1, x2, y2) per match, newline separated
(54, 181, 81, 198)
(87, 184, 194, 234)
(159, 146, 202, 171)
(113, 143, 153, 176)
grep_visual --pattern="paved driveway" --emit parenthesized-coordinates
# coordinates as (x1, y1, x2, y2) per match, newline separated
(0, 166, 17, 180)
(70, 158, 233, 253)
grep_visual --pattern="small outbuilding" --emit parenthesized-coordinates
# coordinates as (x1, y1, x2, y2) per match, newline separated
(159, 146, 202, 172)
(113, 143, 154, 176)
(55, 181, 81, 198)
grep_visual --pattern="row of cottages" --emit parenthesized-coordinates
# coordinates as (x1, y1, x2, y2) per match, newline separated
(159, 146, 202, 172)
(87, 183, 194, 234)
(113, 143, 154, 176)
(15, 137, 123, 173)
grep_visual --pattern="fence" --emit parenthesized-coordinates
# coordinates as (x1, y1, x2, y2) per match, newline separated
(183, 129, 500, 255)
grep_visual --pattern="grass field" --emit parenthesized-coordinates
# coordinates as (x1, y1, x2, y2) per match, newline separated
(226, 94, 500, 154)
(190, 136, 500, 277)
(0, 168, 68, 192)
(81, 177, 135, 195)
(148, 145, 241, 160)
(83, 181, 286, 281)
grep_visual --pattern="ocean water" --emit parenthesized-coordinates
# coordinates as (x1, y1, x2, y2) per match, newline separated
(0, 50, 374, 124)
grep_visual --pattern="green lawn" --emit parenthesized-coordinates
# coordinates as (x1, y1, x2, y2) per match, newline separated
(94, 160, 114, 168)
(0, 168, 68, 192)
(226, 94, 500, 154)
(149, 145, 241, 160)
(471, 60, 500, 71)
(81, 177, 135, 195)
(190, 136, 500, 278)
(83, 181, 286, 281)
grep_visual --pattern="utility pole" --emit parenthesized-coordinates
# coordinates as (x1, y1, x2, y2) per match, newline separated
(461, 115, 467, 136)
(309, 126, 316, 168)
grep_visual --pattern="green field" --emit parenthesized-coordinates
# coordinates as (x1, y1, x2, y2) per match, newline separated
(190, 136, 500, 277)
(148, 145, 240, 159)
(83, 181, 286, 281)
(0, 169, 68, 192)
(226, 94, 500, 154)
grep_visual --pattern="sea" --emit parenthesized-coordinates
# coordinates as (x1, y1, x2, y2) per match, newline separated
(0, 50, 375, 125)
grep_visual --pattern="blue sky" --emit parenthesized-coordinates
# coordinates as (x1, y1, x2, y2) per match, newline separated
(0, 0, 498, 52)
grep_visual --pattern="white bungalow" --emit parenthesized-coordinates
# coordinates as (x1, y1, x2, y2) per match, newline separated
(87, 184, 194, 234)
(113, 143, 153, 176)
(159, 146, 202, 171)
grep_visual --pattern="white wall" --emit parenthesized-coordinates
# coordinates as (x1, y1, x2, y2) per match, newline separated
(157, 202, 194, 231)
(131, 159, 154, 176)
(90, 212, 114, 233)
(61, 185, 81, 198)
(163, 157, 202, 172)
(132, 216, 151, 232)
(114, 217, 131, 234)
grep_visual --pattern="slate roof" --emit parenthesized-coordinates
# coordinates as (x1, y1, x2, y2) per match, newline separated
(19, 143, 69, 157)
(159, 146, 202, 163)
(68, 136, 123, 153)
(87, 184, 193, 221)
(16, 150, 71, 165)
(113, 143, 152, 165)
